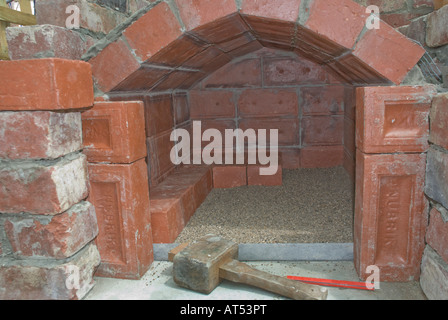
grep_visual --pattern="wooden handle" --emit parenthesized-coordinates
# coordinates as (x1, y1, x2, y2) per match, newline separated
(219, 260, 328, 300)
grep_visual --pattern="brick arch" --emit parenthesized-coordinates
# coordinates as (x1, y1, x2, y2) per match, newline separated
(88, 0, 425, 94)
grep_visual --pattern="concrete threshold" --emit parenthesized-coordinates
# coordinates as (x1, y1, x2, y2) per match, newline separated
(154, 243, 354, 261)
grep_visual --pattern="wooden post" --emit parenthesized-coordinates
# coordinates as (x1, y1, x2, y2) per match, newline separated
(0, 0, 36, 60)
(0, 0, 10, 60)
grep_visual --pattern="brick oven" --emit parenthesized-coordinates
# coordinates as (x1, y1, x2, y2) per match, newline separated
(0, 0, 447, 300)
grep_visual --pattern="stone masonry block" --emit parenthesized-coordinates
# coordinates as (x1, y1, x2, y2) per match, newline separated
(0, 243, 100, 300)
(0, 111, 82, 160)
(356, 85, 436, 154)
(82, 101, 146, 164)
(3, 202, 98, 259)
(426, 5, 448, 47)
(425, 147, 448, 209)
(429, 93, 448, 150)
(0, 59, 94, 111)
(87, 159, 153, 279)
(426, 207, 448, 264)
(355, 150, 427, 281)
(0, 153, 89, 215)
(35, 0, 126, 35)
(420, 245, 448, 300)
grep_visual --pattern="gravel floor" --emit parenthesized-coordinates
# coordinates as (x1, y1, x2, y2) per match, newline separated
(176, 166, 355, 244)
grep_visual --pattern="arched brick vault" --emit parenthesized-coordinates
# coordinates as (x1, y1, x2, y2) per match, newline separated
(86, 0, 426, 94)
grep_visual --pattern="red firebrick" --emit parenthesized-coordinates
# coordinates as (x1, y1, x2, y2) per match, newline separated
(87, 159, 153, 279)
(241, 0, 301, 22)
(123, 2, 182, 62)
(0, 153, 89, 215)
(300, 86, 345, 116)
(143, 95, 174, 137)
(150, 166, 212, 243)
(301, 116, 344, 146)
(279, 148, 301, 169)
(429, 93, 448, 150)
(0, 111, 82, 160)
(213, 165, 247, 188)
(175, 0, 237, 32)
(4, 201, 98, 259)
(239, 118, 299, 146)
(189, 90, 236, 119)
(304, 0, 368, 50)
(88, 39, 140, 93)
(147, 131, 176, 186)
(356, 85, 436, 154)
(263, 57, 327, 86)
(352, 21, 426, 85)
(354, 150, 427, 281)
(200, 58, 262, 88)
(82, 101, 147, 164)
(238, 89, 299, 118)
(173, 92, 190, 125)
(301, 146, 344, 168)
(0, 58, 93, 111)
(183, 46, 232, 73)
(426, 207, 448, 264)
(247, 164, 282, 186)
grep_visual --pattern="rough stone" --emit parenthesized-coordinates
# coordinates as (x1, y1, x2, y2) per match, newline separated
(420, 245, 448, 300)
(425, 147, 448, 209)
(0, 243, 100, 300)
(0, 153, 89, 215)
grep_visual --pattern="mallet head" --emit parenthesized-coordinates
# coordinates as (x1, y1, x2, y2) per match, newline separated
(172, 234, 238, 294)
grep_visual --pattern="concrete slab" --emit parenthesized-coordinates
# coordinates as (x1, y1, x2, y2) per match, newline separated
(84, 260, 427, 300)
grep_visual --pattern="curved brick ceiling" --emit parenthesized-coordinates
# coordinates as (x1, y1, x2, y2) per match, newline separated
(87, 0, 426, 94)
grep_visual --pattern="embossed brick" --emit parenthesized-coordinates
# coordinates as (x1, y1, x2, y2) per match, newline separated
(3, 202, 98, 259)
(354, 150, 427, 281)
(0, 153, 88, 215)
(0, 111, 82, 160)
(356, 86, 436, 154)
(0, 59, 93, 111)
(82, 101, 146, 164)
(87, 159, 153, 279)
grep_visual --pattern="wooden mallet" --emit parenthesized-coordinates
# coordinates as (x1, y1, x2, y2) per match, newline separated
(170, 234, 328, 300)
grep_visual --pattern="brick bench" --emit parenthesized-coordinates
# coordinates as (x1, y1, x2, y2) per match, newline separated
(211, 152, 284, 188)
(150, 166, 213, 243)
